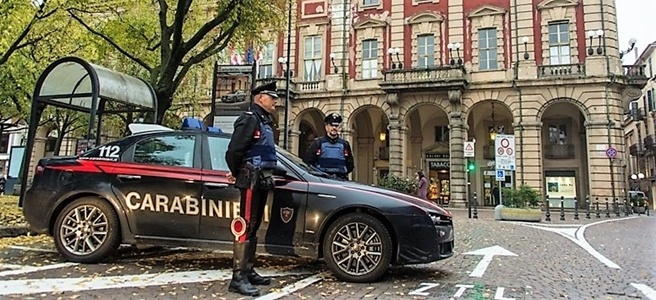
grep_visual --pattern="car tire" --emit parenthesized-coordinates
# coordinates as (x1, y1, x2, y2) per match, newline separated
(53, 197, 121, 263)
(322, 213, 393, 283)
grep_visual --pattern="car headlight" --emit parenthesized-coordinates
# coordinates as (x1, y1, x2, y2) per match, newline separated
(429, 213, 452, 225)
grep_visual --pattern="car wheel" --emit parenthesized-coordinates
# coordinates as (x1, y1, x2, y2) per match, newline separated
(322, 213, 393, 283)
(53, 197, 121, 263)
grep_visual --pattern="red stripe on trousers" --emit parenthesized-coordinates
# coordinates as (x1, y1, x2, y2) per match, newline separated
(239, 188, 253, 242)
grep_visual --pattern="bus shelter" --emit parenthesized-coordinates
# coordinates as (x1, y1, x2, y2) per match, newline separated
(18, 56, 157, 205)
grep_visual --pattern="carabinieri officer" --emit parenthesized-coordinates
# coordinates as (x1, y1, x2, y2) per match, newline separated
(304, 113, 354, 180)
(225, 81, 279, 297)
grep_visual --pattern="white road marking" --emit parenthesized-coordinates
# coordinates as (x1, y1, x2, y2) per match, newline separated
(463, 245, 517, 277)
(522, 217, 638, 269)
(0, 262, 78, 277)
(0, 269, 314, 296)
(7, 246, 58, 253)
(631, 283, 656, 300)
(255, 273, 324, 300)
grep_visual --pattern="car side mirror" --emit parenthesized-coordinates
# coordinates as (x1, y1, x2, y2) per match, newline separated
(272, 165, 287, 176)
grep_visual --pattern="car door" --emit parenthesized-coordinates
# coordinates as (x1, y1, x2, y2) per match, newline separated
(199, 134, 308, 255)
(111, 132, 203, 239)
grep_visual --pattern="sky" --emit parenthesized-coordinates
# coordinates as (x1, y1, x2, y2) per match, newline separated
(616, 0, 656, 64)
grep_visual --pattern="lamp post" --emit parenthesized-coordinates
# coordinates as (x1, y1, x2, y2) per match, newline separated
(387, 47, 402, 69)
(521, 36, 529, 60)
(447, 42, 462, 66)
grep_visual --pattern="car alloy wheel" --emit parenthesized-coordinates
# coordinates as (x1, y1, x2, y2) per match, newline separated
(54, 197, 121, 263)
(323, 213, 392, 283)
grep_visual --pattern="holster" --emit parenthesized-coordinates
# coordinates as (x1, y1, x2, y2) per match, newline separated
(235, 162, 274, 190)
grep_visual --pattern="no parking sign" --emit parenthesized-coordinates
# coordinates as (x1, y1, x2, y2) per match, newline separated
(495, 134, 516, 170)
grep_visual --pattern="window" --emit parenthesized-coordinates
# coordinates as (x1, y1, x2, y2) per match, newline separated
(548, 125, 567, 145)
(207, 136, 230, 171)
(478, 29, 498, 70)
(548, 22, 570, 65)
(0, 134, 8, 154)
(303, 35, 322, 81)
(133, 135, 196, 167)
(363, 0, 378, 5)
(362, 39, 378, 79)
(258, 42, 274, 79)
(417, 35, 435, 68)
(630, 101, 639, 118)
(434, 126, 449, 142)
(648, 90, 654, 112)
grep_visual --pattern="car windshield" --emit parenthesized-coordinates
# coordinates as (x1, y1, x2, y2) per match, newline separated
(275, 146, 336, 178)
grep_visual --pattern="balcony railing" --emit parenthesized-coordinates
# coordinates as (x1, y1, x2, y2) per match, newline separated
(544, 144, 575, 159)
(379, 66, 467, 92)
(538, 64, 585, 78)
(623, 65, 647, 79)
(296, 80, 324, 91)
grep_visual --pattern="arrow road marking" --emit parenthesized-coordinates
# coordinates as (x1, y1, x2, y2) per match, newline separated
(631, 283, 656, 300)
(463, 245, 517, 277)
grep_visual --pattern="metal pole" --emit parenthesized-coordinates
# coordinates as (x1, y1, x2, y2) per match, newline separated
(210, 61, 218, 126)
(282, 0, 292, 150)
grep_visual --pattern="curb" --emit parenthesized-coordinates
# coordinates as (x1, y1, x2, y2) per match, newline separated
(0, 226, 31, 238)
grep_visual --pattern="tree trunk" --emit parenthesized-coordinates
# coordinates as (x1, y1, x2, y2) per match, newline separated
(156, 90, 173, 124)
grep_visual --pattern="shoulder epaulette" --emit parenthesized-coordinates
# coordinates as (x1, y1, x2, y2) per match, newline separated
(245, 111, 254, 115)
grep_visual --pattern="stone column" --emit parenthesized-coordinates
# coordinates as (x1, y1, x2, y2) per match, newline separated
(449, 110, 466, 207)
(585, 119, 623, 199)
(516, 121, 543, 191)
(357, 137, 375, 184)
(388, 116, 406, 176)
(288, 130, 300, 156)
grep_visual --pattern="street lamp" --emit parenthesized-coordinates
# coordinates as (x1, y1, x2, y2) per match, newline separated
(387, 47, 402, 69)
(522, 36, 529, 60)
(329, 52, 338, 73)
(620, 37, 638, 59)
(447, 42, 462, 66)
(31, 0, 46, 12)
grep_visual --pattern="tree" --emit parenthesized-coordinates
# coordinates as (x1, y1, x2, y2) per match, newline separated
(68, 0, 287, 123)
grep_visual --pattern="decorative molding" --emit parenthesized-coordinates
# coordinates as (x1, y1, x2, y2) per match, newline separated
(406, 12, 444, 25)
(353, 18, 388, 30)
(467, 5, 506, 18)
(537, 0, 579, 10)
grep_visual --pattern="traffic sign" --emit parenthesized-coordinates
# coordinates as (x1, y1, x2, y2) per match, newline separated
(495, 134, 516, 170)
(495, 169, 505, 181)
(464, 141, 475, 157)
(606, 147, 617, 159)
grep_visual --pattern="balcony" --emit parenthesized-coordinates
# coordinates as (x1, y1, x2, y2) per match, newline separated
(644, 134, 656, 151)
(544, 144, 575, 159)
(379, 66, 467, 93)
(538, 63, 585, 78)
(483, 145, 495, 160)
(296, 80, 325, 92)
(623, 65, 649, 88)
(630, 143, 644, 156)
(255, 77, 296, 98)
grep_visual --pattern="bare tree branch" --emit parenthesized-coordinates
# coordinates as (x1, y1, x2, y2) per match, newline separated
(171, 0, 193, 57)
(183, 0, 240, 53)
(186, 21, 239, 66)
(157, 0, 172, 66)
(68, 9, 153, 72)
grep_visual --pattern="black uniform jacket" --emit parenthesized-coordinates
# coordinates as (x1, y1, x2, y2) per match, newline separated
(225, 104, 274, 177)
(303, 136, 354, 174)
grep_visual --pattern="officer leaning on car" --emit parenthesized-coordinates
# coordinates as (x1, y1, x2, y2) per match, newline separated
(304, 113, 354, 180)
(224, 81, 279, 297)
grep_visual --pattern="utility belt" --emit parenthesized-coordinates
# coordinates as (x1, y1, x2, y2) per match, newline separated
(235, 162, 275, 190)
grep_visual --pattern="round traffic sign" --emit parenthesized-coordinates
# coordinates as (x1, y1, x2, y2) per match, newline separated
(506, 148, 514, 155)
(500, 138, 510, 148)
(606, 147, 617, 158)
(497, 147, 504, 155)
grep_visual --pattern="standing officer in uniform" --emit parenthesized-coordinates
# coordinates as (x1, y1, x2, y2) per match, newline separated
(304, 113, 354, 180)
(225, 81, 279, 297)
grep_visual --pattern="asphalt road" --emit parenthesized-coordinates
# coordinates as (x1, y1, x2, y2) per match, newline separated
(0, 210, 654, 300)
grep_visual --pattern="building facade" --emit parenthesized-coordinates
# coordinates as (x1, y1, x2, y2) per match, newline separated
(211, 0, 649, 207)
(623, 42, 656, 209)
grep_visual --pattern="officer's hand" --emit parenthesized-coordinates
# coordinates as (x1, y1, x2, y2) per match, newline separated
(226, 172, 236, 183)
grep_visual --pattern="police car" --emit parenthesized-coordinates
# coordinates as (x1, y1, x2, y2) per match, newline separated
(21, 118, 454, 283)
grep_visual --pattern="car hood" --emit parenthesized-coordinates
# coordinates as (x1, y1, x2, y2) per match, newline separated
(321, 178, 452, 217)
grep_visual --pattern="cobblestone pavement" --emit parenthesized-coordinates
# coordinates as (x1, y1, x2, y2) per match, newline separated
(0, 209, 653, 300)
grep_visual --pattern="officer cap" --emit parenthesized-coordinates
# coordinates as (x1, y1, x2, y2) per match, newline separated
(251, 81, 279, 99)
(324, 113, 343, 126)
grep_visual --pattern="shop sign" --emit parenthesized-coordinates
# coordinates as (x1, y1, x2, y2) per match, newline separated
(426, 153, 449, 159)
(428, 161, 450, 170)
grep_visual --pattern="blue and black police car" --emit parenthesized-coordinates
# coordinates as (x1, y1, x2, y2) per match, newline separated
(21, 118, 455, 283)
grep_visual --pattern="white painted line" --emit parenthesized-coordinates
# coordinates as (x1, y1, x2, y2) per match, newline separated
(255, 273, 324, 300)
(523, 217, 638, 269)
(0, 262, 78, 277)
(0, 269, 314, 296)
(0, 264, 24, 270)
(463, 245, 517, 277)
(631, 283, 656, 300)
(7, 246, 58, 253)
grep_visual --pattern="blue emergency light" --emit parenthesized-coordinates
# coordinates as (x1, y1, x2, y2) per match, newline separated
(181, 117, 222, 133)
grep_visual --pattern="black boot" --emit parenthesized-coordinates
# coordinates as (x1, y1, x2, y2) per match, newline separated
(229, 241, 260, 296)
(246, 238, 271, 285)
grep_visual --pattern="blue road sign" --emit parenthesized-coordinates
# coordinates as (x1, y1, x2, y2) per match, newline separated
(606, 147, 617, 159)
(496, 169, 505, 181)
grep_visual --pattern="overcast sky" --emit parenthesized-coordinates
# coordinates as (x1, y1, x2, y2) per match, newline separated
(616, 0, 656, 64)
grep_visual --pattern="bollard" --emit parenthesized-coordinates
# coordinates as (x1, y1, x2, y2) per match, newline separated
(595, 198, 600, 218)
(560, 196, 565, 221)
(573, 197, 579, 220)
(614, 198, 621, 217)
(545, 195, 551, 221)
(585, 195, 591, 219)
(468, 191, 472, 219)
(473, 192, 478, 219)
(605, 198, 611, 218)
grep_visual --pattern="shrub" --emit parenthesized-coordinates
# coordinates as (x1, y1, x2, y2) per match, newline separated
(501, 185, 541, 209)
(377, 174, 418, 195)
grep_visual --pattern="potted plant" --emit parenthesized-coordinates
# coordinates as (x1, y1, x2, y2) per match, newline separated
(498, 185, 542, 222)
(377, 174, 418, 195)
